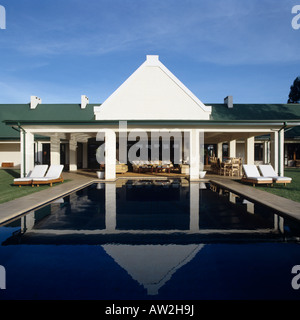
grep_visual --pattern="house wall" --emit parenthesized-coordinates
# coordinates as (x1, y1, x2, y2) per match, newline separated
(94, 56, 211, 121)
(0, 142, 21, 167)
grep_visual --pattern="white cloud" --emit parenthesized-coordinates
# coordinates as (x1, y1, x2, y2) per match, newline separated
(1, 0, 299, 66)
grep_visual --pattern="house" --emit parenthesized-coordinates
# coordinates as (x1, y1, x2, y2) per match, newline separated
(1, 55, 300, 180)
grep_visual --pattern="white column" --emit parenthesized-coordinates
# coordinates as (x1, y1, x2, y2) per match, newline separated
(274, 214, 284, 233)
(105, 130, 116, 180)
(263, 141, 269, 164)
(105, 183, 116, 231)
(36, 141, 43, 164)
(189, 129, 200, 180)
(69, 134, 77, 171)
(217, 142, 223, 160)
(229, 139, 236, 158)
(245, 136, 255, 165)
(229, 192, 237, 204)
(20, 131, 25, 177)
(20, 131, 34, 177)
(246, 201, 254, 214)
(21, 211, 35, 232)
(82, 141, 88, 169)
(50, 136, 60, 165)
(189, 182, 199, 232)
(279, 129, 284, 176)
(270, 131, 278, 174)
(183, 131, 190, 163)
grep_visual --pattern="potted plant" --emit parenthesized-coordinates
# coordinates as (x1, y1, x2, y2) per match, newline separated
(199, 170, 207, 179)
(97, 164, 105, 179)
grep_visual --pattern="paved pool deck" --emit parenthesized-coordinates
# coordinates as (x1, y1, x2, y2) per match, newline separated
(0, 172, 93, 225)
(210, 177, 300, 222)
(0, 171, 299, 225)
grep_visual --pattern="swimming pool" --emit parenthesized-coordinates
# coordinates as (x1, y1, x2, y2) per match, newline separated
(0, 179, 300, 300)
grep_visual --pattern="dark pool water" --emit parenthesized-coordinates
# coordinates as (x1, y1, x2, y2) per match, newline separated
(0, 179, 300, 300)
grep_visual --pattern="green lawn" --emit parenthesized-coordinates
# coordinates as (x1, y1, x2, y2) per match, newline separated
(247, 168, 300, 203)
(0, 169, 70, 204)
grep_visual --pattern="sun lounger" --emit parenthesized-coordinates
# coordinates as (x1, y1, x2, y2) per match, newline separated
(32, 164, 64, 187)
(241, 165, 273, 186)
(258, 165, 292, 186)
(14, 165, 48, 186)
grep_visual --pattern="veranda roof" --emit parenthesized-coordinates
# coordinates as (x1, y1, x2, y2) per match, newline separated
(1, 103, 300, 139)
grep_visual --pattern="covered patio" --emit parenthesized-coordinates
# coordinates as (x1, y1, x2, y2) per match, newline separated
(6, 120, 288, 181)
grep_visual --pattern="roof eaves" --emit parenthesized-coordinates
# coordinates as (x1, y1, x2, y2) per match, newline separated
(4, 119, 300, 126)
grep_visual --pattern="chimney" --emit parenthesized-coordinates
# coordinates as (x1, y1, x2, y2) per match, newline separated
(30, 96, 42, 109)
(81, 95, 89, 109)
(224, 96, 233, 108)
(146, 55, 159, 66)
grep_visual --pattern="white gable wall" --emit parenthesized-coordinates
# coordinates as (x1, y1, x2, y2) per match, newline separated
(94, 55, 211, 121)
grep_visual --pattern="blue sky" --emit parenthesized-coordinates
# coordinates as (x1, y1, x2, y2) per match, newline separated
(0, 0, 299, 104)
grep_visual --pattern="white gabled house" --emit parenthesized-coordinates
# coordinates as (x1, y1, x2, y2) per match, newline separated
(1, 55, 300, 180)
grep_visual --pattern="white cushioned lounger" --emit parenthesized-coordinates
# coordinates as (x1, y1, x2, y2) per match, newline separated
(14, 165, 48, 186)
(241, 165, 273, 186)
(32, 165, 64, 187)
(258, 165, 292, 185)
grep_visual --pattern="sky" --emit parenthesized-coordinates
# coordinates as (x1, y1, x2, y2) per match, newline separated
(0, 0, 299, 104)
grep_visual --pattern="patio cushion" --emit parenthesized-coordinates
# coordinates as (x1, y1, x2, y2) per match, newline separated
(272, 176, 292, 182)
(14, 165, 48, 182)
(44, 164, 64, 179)
(246, 176, 273, 182)
(258, 165, 292, 181)
(242, 165, 273, 183)
(32, 165, 64, 181)
(242, 165, 261, 178)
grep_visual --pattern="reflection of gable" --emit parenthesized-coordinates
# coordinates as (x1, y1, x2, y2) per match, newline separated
(102, 244, 204, 295)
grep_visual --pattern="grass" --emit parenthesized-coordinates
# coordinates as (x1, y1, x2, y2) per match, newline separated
(247, 168, 300, 203)
(0, 169, 70, 204)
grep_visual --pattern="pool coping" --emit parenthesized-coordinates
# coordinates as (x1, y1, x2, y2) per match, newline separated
(210, 178, 300, 222)
(0, 179, 93, 225)
(0, 174, 299, 226)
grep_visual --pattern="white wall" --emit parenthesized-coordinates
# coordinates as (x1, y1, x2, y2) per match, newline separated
(94, 56, 211, 121)
(0, 142, 21, 167)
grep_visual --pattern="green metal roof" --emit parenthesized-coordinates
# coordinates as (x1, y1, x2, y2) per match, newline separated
(285, 126, 300, 139)
(1, 103, 300, 139)
(210, 103, 300, 121)
(0, 103, 97, 139)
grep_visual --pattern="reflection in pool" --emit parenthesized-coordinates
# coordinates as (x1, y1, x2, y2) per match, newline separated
(0, 179, 300, 299)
